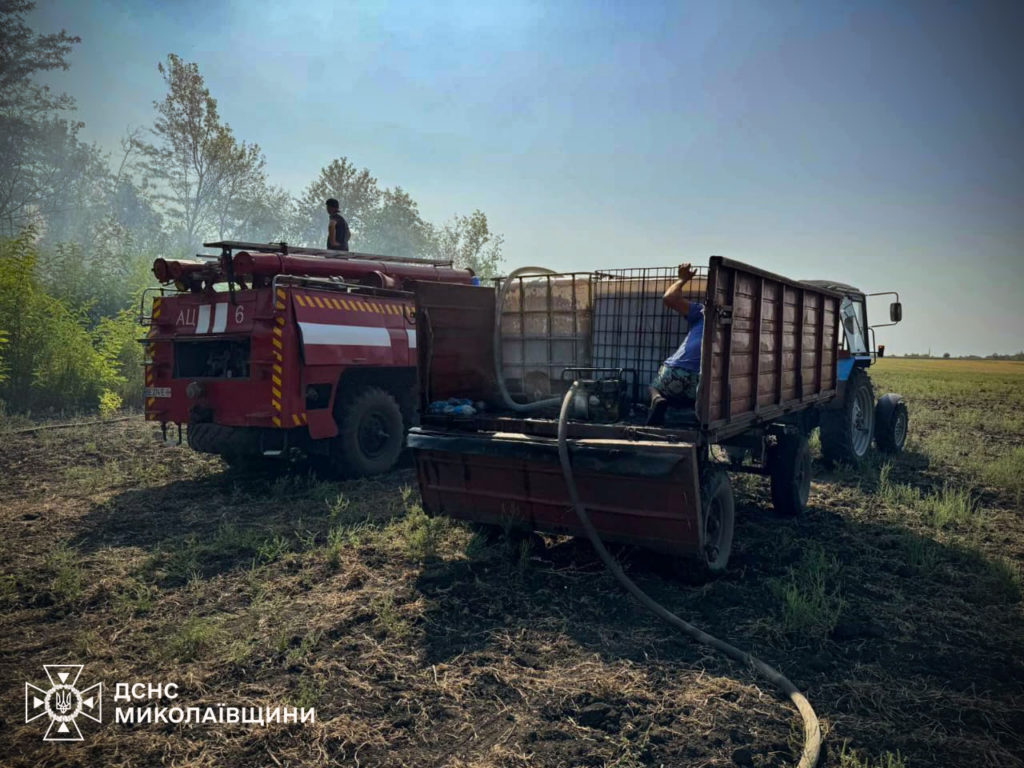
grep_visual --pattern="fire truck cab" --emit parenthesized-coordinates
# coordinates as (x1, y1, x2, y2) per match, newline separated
(141, 241, 475, 476)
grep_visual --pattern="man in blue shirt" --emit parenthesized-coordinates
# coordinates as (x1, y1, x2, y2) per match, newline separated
(647, 263, 703, 426)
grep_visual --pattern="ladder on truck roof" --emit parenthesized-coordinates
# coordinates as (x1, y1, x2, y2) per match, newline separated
(203, 240, 453, 268)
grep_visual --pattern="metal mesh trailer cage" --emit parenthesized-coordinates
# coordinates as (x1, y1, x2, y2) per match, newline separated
(497, 266, 709, 404)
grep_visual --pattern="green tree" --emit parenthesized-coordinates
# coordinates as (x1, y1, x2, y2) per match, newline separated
(0, 327, 7, 385)
(291, 158, 505, 271)
(106, 128, 168, 254)
(0, 0, 84, 236)
(93, 309, 145, 408)
(0, 231, 144, 413)
(430, 209, 504, 277)
(360, 186, 433, 258)
(291, 157, 381, 248)
(209, 140, 280, 240)
(0, 231, 113, 411)
(231, 183, 292, 243)
(140, 54, 267, 250)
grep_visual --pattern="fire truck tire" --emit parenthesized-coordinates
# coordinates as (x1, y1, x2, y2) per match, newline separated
(769, 432, 812, 516)
(699, 469, 734, 574)
(330, 386, 404, 477)
(820, 366, 875, 466)
(188, 422, 258, 458)
(396, 388, 419, 429)
(222, 453, 280, 473)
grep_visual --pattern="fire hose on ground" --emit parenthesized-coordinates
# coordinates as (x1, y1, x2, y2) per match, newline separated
(556, 385, 822, 768)
(4, 416, 135, 435)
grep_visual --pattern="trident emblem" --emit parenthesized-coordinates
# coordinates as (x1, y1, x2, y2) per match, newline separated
(55, 688, 73, 714)
(25, 665, 103, 741)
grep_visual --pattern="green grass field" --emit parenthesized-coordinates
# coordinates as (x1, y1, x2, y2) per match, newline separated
(870, 359, 1024, 503)
(0, 358, 1021, 767)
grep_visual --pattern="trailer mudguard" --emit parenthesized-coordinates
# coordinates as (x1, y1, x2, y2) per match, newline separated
(409, 428, 702, 555)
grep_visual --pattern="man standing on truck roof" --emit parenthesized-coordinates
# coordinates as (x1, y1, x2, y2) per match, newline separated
(325, 198, 351, 251)
(647, 263, 703, 426)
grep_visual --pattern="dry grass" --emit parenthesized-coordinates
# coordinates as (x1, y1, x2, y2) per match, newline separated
(0, 358, 1021, 767)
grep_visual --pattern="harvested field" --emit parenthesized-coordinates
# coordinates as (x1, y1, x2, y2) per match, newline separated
(1, 358, 1022, 767)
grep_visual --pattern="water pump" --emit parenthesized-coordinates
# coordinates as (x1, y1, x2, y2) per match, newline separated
(562, 368, 631, 422)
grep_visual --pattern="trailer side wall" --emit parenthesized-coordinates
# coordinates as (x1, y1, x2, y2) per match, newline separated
(698, 257, 841, 436)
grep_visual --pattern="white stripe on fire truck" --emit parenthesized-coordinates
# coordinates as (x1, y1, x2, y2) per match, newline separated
(192, 302, 232, 334)
(211, 302, 228, 333)
(196, 304, 211, 334)
(298, 322, 391, 347)
(406, 329, 417, 349)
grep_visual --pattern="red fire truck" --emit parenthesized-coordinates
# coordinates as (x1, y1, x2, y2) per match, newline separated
(141, 241, 475, 475)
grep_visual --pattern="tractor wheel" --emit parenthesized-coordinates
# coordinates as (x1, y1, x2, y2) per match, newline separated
(769, 432, 812, 516)
(821, 366, 875, 465)
(327, 386, 404, 477)
(875, 393, 909, 454)
(698, 469, 735, 574)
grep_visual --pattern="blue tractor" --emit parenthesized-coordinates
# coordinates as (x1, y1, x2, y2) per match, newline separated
(803, 281, 908, 464)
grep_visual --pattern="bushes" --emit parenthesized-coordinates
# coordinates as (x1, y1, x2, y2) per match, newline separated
(0, 232, 147, 415)
(94, 309, 145, 409)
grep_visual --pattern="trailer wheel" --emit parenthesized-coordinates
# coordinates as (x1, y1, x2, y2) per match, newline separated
(769, 432, 812, 516)
(821, 366, 875, 465)
(874, 393, 908, 454)
(699, 470, 735, 573)
(329, 386, 404, 477)
(724, 446, 747, 468)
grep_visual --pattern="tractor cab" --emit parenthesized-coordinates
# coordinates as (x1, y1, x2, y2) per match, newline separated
(803, 279, 907, 463)
(803, 281, 902, 366)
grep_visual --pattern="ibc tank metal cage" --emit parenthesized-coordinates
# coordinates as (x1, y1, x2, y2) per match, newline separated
(497, 265, 709, 404)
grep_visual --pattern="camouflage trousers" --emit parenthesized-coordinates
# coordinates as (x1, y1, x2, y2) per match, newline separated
(651, 364, 699, 407)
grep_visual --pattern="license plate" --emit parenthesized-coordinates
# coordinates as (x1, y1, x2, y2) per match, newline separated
(144, 387, 171, 398)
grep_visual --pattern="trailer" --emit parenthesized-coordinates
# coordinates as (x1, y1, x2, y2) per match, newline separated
(407, 256, 904, 573)
(141, 241, 475, 476)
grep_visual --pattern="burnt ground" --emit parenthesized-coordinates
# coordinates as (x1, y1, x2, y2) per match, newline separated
(0, 359, 1022, 767)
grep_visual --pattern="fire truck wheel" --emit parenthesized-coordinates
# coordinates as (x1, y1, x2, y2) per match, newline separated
(699, 469, 735, 574)
(331, 386, 405, 477)
(222, 453, 281, 474)
(768, 431, 812, 516)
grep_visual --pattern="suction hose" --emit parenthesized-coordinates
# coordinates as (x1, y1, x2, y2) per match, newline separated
(556, 387, 822, 768)
(492, 266, 564, 412)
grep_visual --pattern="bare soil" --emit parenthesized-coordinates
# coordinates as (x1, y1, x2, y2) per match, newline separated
(1, 359, 1022, 767)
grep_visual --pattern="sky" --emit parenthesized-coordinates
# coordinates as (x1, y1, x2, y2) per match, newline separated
(30, 0, 1024, 355)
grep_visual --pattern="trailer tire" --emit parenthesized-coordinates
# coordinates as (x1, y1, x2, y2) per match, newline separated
(820, 366, 875, 466)
(769, 432, 812, 516)
(699, 469, 735, 574)
(329, 386, 404, 477)
(874, 393, 908, 454)
(724, 446, 747, 468)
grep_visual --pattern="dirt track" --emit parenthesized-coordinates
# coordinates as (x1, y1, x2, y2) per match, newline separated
(1, 360, 1022, 767)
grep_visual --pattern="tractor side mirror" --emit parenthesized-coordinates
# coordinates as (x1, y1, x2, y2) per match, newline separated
(889, 302, 902, 323)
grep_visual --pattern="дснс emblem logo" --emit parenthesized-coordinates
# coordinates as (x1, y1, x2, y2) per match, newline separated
(25, 664, 102, 741)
